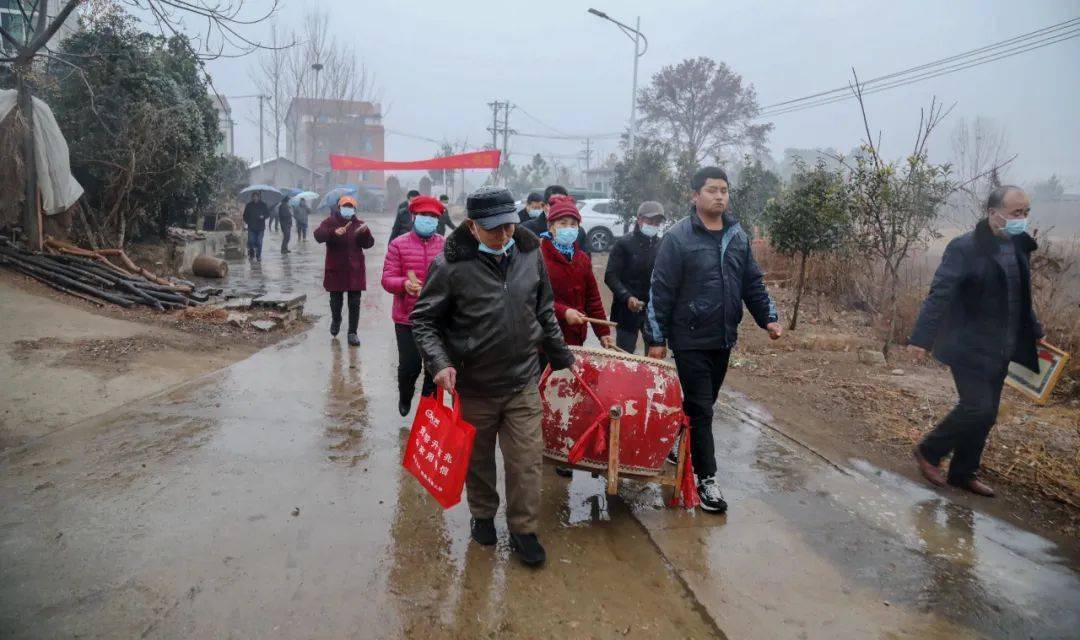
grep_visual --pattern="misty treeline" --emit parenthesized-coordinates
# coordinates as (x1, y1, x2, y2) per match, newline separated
(611, 60, 1077, 365)
(1, 0, 281, 247)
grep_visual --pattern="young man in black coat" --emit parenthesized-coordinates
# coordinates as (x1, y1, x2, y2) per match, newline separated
(909, 185, 1044, 498)
(389, 190, 421, 244)
(604, 201, 666, 353)
(645, 167, 783, 514)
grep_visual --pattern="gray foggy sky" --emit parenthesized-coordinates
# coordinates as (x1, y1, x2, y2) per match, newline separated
(201, 0, 1080, 188)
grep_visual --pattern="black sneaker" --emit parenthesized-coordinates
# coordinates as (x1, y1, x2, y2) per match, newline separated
(347, 333, 360, 347)
(696, 477, 728, 514)
(329, 317, 341, 337)
(509, 532, 546, 567)
(554, 466, 573, 478)
(470, 518, 496, 546)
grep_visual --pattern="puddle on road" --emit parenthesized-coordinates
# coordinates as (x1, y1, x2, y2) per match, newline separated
(624, 389, 1080, 640)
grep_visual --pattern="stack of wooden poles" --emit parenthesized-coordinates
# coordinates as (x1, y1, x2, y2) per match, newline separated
(0, 237, 212, 310)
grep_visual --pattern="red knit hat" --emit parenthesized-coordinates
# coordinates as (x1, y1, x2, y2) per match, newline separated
(408, 195, 445, 216)
(546, 195, 581, 223)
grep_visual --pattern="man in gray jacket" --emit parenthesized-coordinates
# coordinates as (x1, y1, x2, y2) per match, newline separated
(411, 186, 574, 567)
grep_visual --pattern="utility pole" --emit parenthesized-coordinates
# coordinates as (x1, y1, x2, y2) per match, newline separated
(581, 137, 593, 174)
(486, 100, 515, 185)
(310, 62, 323, 191)
(257, 94, 266, 175)
(587, 9, 648, 155)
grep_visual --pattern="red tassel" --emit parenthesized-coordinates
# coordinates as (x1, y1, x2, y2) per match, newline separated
(567, 415, 606, 464)
(668, 422, 700, 509)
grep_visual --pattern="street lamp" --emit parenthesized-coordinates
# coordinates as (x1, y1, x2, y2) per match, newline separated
(310, 62, 324, 190)
(588, 8, 648, 154)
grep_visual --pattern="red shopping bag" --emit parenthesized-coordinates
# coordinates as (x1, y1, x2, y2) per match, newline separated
(402, 389, 476, 509)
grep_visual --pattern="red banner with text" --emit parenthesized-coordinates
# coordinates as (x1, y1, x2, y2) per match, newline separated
(329, 150, 501, 171)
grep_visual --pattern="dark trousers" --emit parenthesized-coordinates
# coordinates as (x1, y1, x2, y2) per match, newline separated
(329, 291, 361, 334)
(673, 349, 731, 479)
(615, 311, 645, 353)
(296, 222, 308, 240)
(395, 323, 434, 401)
(280, 224, 292, 252)
(918, 364, 1008, 483)
(246, 229, 264, 259)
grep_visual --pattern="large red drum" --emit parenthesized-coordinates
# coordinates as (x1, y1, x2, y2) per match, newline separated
(541, 346, 684, 476)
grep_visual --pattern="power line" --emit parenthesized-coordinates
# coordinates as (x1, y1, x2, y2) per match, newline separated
(758, 27, 1080, 118)
(759, 16, 1079, 112)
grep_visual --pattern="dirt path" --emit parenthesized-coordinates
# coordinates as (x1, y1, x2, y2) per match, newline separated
(0, 278, 259, 450)
(1, 221, 1076, 638)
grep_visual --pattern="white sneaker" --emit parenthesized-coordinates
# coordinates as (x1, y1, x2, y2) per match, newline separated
(696, 477, 728, 514)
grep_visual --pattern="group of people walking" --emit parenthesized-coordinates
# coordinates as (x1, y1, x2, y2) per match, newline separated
(292, 171, 1041, 570)
(242, 192, 312, 261)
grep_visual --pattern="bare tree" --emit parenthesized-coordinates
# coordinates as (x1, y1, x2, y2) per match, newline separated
(839, 71, 956, 352)
(247, 23, 292, 181)
(637, 56, 772, 168)
(949, 116, 1015, 223)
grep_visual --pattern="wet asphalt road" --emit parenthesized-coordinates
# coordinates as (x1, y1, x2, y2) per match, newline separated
(1, 213, 1077, 639)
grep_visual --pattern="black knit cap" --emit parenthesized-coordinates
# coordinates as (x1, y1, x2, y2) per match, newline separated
(466, 187, 519, 230)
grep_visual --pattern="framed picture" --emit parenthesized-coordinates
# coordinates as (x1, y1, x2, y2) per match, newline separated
(1005, 342, 1071, 405)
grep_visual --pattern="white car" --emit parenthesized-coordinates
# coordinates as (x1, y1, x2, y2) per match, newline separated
(576, 198, 627, 252)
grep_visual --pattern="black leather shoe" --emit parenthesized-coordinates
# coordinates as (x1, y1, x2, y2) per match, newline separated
(509, 532, 546, 567)
(347, 333, 360, 347)
(470, 518, 496, 546)
(329, 317, 341, 337)
(398, 400, 411, 417)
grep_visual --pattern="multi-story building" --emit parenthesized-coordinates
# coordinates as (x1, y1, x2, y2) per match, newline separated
(285, 98, 385, 192)
(0, 1, 78, 55)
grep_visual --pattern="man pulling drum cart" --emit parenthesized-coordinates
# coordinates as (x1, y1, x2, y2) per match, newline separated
(645, 167, 784, 514)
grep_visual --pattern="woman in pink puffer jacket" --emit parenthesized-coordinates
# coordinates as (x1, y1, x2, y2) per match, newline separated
(381, 195, 447, 416)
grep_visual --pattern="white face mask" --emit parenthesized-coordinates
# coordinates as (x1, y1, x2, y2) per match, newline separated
(340, 207, 355, 219)
(639, 223, 660, 238)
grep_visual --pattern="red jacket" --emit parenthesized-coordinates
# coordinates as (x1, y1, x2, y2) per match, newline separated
(540, 238, 610, 346)
(381, 230, 445, 325)
(313, 211, 376, 292)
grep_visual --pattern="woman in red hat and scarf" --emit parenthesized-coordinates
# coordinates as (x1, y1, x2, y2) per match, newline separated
(539, 195, 614, 351)
(314, 195, 375, 346)
(382, 195, 447, 416)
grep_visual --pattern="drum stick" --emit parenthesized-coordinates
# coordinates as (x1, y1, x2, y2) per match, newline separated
(584, 317, 618, 328)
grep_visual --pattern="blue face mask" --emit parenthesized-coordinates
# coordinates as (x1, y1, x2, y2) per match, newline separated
(339, 207, 355, 219)
(528, 207, 542, 219)
(414, 215, 438, 237)
(639, 223, 660, 238)
(553, 226, 578, 247)
(1002, 217, 1029, 236)
(477, 237, 516, 256)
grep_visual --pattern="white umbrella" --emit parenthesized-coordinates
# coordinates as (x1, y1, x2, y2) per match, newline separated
(290, 191, 319, 206)
(239, 184, 283, 200)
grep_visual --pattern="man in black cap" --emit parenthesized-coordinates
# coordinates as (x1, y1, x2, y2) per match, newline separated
(605, 201, 666, 353)
(411, 186, 575, 567)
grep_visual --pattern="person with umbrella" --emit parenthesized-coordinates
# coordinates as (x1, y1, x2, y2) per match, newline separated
(242, 192, 271, 262)
(314, 195, 375, 347)
(292, 194, 315, 241)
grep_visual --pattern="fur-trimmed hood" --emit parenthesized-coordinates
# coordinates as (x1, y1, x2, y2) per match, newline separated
(973, 217, 1037, 256)
(443, 224, 541, 263)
